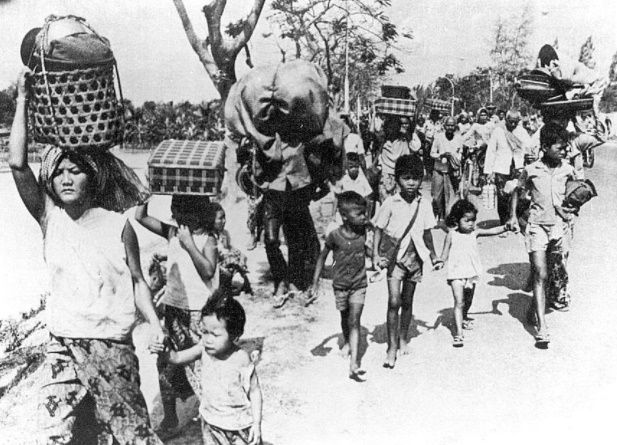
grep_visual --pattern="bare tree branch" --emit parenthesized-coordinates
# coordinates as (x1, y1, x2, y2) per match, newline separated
(171, 0, 218, 77)
(229, 0, 267, 54)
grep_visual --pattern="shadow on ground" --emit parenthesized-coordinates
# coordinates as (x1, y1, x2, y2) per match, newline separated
(491, 292, 536, 338)
(486, 262, 530, 291)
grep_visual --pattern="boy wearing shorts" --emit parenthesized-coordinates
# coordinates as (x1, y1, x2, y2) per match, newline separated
(373, 155, 442, 368)
(509, 122, 577, 347)
(307, 191, 370, 381)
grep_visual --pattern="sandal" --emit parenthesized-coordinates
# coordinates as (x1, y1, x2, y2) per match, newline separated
(273, 292, 291, 308)
(452, 335, 464, 348)
(534, 330, 550, 348)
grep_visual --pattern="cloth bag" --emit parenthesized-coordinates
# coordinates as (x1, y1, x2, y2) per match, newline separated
(563, 178, 597, 209)
(225, 60, 345, 192)
(21, 15, 114, 71)
(225, 60, 330, 150)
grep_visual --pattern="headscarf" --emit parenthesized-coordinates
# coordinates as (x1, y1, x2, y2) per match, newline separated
(39, 145, 150, 213)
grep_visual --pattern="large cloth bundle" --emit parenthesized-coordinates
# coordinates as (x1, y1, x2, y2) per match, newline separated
(225, 60, 330, 150)
(225, 60, 345, 190)
(22, 15, 124, 151)
(21, 15, 114, 71)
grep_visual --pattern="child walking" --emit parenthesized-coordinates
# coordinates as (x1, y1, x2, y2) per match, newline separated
(439, 199, 508, 347)
(509, 122, 578, 347)
(373, 155, 442, 368)
(205, 202, 253, 295)
(150, 292, 263, 445)
(135, 195, 218, 436)
(307, 191, 370, 381)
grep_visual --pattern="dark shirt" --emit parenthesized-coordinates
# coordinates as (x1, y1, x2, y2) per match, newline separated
(325, 227, 367, 291)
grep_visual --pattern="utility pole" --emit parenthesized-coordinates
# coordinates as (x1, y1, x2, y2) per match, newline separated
(344, 0, 350, 114)
(488, 68, 493, 103)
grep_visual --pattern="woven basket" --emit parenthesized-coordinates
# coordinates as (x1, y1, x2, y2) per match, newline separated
(29, 64, 124, 151)
(148, 139, 226, 196)
(374, 97, 417, 117)
(424, 98, 451, 114)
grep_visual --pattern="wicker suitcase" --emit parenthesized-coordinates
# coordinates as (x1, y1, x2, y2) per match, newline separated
(424, 98, 451, 114)
(374, 97, 417, 116)
(148, 139, 226, 196)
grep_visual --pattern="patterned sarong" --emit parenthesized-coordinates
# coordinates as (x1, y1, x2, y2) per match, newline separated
(38, 335, 162, 444)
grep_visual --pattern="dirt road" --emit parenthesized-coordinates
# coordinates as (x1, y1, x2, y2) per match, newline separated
(1, 145, 616, 444)
(165, 143, 617, 445)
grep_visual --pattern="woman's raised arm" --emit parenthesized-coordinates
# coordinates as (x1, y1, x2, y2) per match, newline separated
(9, 69, 48, 223)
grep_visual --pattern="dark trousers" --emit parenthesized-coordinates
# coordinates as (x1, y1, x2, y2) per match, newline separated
(263, 186, 320, 290)
(494, 173, 511, 224)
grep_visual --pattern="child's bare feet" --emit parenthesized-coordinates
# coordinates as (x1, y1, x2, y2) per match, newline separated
(398, 339, 412, 355)
(382, 349, 397, 369)
(340, 342, 351, 357)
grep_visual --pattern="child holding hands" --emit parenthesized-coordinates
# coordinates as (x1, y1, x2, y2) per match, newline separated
(307, 191, 371, 381)
(150, 292, 263, 445)
(373, 155, 443, 368)
(439, 199, 508, 347)
(135, 194, 218, 434)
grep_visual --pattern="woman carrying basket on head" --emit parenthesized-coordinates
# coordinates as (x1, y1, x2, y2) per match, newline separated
(9, 67, 164, 444)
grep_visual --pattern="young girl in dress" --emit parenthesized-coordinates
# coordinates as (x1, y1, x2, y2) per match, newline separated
(150, 291, 263, 445)
(205, 202, 253, 295)
(439, 199, 508, 347)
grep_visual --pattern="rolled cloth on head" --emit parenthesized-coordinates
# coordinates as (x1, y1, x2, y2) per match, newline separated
(225, 60, 331, 151)
(506, 110, 521, 120)
(40, 145, 150, 212)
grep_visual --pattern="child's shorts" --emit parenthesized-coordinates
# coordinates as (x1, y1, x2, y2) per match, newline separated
(202, 420, 255, 445)
(525, 222, 567, 253)
(388, 261, 423, 283)
(387, 239, 423, 283)
(334, 287, 367, 311)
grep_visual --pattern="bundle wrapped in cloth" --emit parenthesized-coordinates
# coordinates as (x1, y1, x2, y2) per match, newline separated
(225, 60, 345, 191)
(21, 15, 124, 151)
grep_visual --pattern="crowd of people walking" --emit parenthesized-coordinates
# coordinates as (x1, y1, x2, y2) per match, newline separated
(7, 25, 602, 443)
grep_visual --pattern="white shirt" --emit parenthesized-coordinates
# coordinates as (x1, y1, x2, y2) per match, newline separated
(373, 194, 436, 262)
(484, 125, 531, 175)
(343, 132, 365, 155)
(44, 207, 136, 340)
(337, 171, 373, 198)
(163, 230, 218, 310)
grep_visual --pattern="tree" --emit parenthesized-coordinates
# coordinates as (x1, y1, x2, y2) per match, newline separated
(0, 83, 16, 127)
(268, 0, 412, 108)
(171, 0, 266, 105)
(600, 50, 617, 112)
(608, 51, 617, 83)
(489, 5, 534, 109)
(578, 36, 595, 69)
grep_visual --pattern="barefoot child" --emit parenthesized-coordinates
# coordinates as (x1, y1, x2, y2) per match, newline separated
(205, 202, 253, 295)
(135, 195, 218, 436)
(373, 155, 443, 368)
(439, 199, 508, 347)
(509, 122, 578, 347)
(307, 191, 370, 381)
(151, 292, 263, 445)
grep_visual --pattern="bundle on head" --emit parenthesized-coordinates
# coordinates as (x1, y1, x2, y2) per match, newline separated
(22, 15, 124, 152)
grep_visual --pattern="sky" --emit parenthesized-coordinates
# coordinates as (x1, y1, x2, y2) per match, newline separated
(0, 0, 616, 104)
